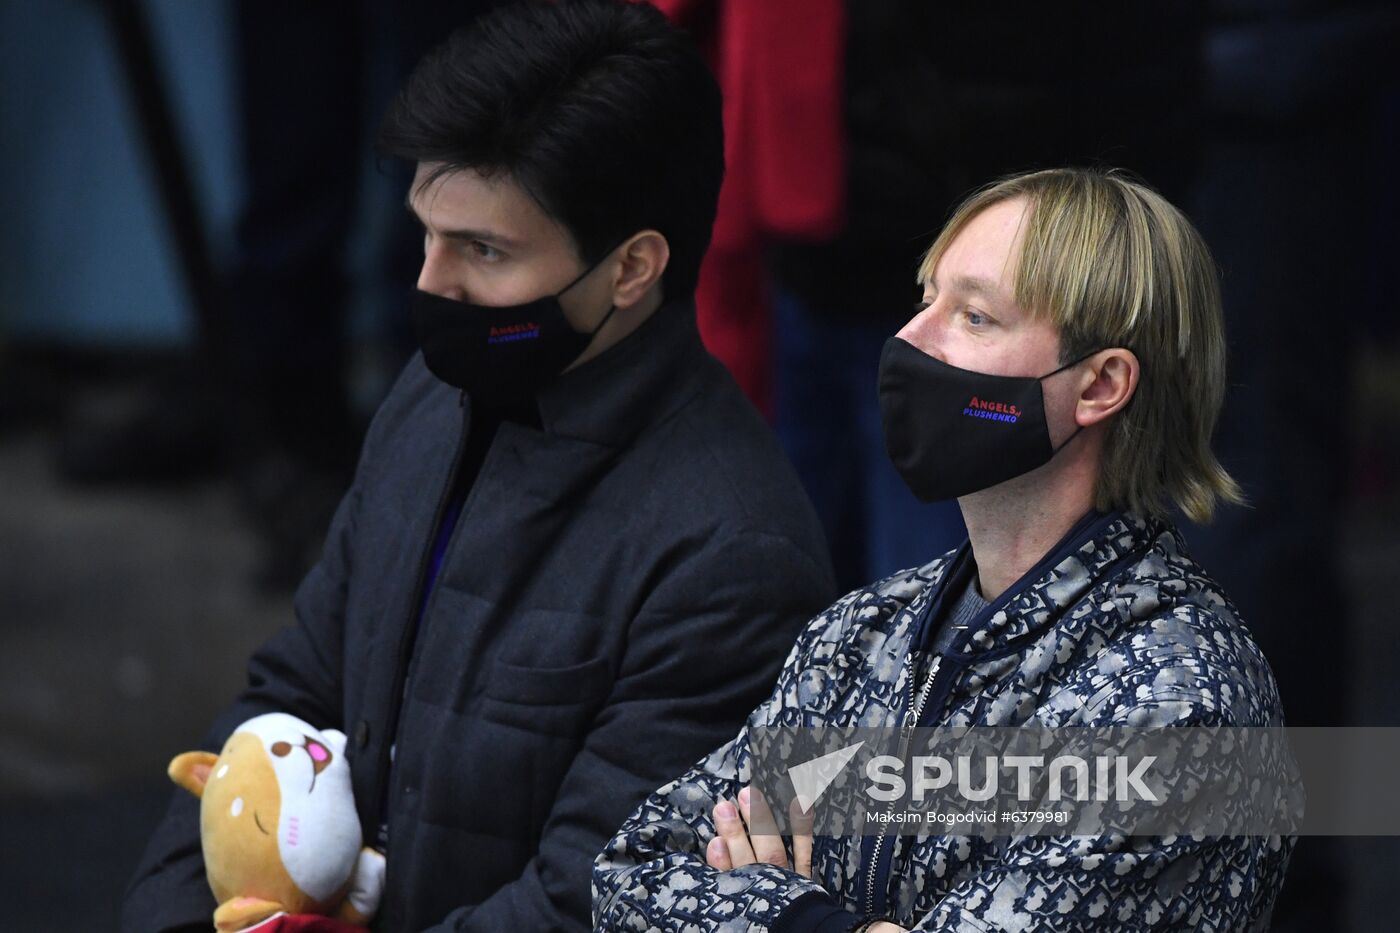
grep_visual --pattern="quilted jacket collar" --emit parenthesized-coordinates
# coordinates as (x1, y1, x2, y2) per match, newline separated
(926, 509, 1165, 661)
(531, 297, 707, 448)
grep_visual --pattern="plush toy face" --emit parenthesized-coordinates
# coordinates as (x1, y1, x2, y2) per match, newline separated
(170, 713, 363, 919)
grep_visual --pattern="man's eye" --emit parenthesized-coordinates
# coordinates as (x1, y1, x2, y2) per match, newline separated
(965, 308, 989, 327)
(470, 241, 501, 261)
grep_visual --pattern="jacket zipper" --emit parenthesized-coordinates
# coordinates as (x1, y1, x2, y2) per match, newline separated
(864, 652, 943, 917)
(858, 519, 1150, 916)
(365, 402, 470, 837)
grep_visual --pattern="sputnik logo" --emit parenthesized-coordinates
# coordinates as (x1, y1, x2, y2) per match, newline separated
(787, 740, 866, 811)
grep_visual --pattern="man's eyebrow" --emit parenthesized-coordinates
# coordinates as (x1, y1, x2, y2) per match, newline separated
(926, 274, 1002, 298)
(403, 200, 524, 249)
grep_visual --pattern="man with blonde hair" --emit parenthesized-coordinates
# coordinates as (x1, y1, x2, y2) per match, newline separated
(593, 168, 1293, 932)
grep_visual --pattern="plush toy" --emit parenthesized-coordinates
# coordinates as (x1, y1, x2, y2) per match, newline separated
(168, 712, 386, 932)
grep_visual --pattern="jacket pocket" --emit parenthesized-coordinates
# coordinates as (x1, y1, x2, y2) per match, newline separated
(485, 655, 613, 705)
(481, 654, 613, 736)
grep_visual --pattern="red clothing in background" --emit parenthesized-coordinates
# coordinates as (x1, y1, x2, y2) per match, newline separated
(650, 0, 845, 414)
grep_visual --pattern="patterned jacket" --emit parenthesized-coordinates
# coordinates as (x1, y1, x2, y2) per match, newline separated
(593, 510, 1294, 932)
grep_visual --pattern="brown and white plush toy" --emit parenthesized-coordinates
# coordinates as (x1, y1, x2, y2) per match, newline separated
(168, 713, 385, 932)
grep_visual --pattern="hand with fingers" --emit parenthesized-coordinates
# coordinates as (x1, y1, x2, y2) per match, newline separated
(704, 786, 909, 933)
(705, 785, 815, 876)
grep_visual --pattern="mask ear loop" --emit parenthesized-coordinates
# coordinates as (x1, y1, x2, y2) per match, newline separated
(1040, 348, 1104, 453)
(557, 238, 632, 337)
(556, 237, 636, 298)
(556, 253, 608, 296)
(1040, 347, 1103, 380)
(1052, 420, 1087, 453)
(589, 302, 620, 337)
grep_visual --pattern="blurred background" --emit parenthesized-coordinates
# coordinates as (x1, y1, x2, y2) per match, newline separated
(1, 0, 1397, 929)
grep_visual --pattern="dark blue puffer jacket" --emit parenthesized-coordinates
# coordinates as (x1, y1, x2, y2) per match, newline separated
(123, 300, 836, 932)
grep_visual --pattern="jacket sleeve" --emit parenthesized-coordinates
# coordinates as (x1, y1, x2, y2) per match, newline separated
(910, 664, 1295, 933)
(120, 451, 367, 933)
(591, 583, 864, 933)
(425, 528, 836, 933)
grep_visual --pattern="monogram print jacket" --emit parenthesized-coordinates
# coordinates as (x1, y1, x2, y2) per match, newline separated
(593, 510, 1294, 932)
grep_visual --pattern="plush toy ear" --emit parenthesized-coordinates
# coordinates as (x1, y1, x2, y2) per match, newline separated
(168, 751, 219, 798)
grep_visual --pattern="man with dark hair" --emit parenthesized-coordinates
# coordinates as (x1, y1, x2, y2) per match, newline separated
(122, 2, 835, 930)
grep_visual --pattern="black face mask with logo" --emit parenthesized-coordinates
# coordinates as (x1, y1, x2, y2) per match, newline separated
(410, 254, 618, 411)
(877, 336, 1097, 502)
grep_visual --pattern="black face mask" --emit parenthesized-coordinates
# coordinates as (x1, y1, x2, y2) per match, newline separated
(410, 255, 617, 410)
(877, 336, 1096, 502)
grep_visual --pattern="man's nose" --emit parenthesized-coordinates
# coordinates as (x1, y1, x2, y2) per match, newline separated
(894, 299, 946, 360)
(416, 245, 466, 301)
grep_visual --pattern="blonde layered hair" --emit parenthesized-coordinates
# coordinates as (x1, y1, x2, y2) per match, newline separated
(917, 167, 1242, 523)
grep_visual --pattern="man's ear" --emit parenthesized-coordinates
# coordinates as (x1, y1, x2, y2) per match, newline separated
(610, 230, 669, 309)
(169, 751, 219, 798)
(1075, 348, 1140, 427)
